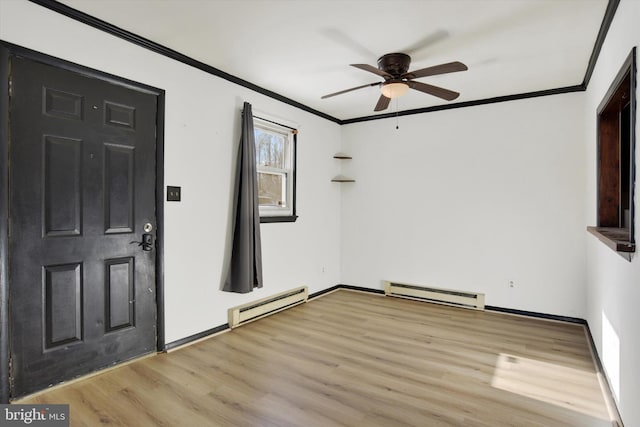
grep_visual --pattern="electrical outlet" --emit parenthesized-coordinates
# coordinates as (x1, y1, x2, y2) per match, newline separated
(508, 280, 515, 288)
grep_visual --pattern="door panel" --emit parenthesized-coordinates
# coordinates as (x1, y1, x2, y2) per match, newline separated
(43, 135, 83, 237)
(104, 143, 135, 233)
(44, 263, 83, 349)
(105, 257, 135, 332)
(9, 56, 158, 397)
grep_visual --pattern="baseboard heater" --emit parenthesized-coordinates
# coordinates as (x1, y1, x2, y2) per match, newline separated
(384, 281, 485, 310)
(228, 286, 308, 328)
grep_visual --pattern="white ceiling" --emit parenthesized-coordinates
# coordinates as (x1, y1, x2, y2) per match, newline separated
(58, 0, 609, 121)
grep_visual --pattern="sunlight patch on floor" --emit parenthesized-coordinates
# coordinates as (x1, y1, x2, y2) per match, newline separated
(491, 353, 609, 420)
(601, 311, 620, 401)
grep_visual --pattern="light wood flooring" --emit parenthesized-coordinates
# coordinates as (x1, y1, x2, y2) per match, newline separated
(18, 290, 618, 426)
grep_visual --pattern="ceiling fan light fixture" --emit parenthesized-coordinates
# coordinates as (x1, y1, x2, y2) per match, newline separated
(380, 81, 409, 99)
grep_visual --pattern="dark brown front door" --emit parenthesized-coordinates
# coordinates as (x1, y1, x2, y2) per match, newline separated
(9, 55, 158, 397)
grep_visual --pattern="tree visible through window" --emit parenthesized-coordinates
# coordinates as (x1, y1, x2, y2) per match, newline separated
(254, 117, 297, 222)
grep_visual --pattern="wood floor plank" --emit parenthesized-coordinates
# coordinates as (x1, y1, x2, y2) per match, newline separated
(16, 290, 617, 426)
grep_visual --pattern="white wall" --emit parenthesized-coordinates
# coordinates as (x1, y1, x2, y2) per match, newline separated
(0, 0, 342, 344)
(340, 93, 587, 317)
(584, 0, 640, 425)
(3, 0, 638, 423)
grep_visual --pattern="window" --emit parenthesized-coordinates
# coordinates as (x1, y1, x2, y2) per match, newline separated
(588, 47, 636, 257)
(254, 117, 297, 223)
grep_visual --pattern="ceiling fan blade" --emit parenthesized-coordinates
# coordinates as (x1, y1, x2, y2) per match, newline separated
(374, 94, 391, 111)
(320, 28, 377, 59)
(403, 61, 468, 79)
(321, 82, 380, 99)
(402, 30, 450, 58)
(407, 81, 460, 101)
(351, 63, 392, 78)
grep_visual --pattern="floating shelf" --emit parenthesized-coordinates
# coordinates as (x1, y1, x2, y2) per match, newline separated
(332, 153, 354, 182)
(331, 174, 355, 183)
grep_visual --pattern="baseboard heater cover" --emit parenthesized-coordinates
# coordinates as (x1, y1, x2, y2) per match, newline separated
(384, 281, 485, 310)
(228, 286, 308, 328)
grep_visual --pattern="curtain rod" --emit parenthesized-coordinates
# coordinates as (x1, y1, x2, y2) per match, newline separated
(252, 114, 298, 133)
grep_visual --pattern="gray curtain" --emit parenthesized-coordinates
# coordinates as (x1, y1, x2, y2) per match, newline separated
(223, 102, 263, 293)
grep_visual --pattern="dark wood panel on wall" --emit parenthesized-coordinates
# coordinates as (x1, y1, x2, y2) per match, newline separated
(598, 111, 620, 227)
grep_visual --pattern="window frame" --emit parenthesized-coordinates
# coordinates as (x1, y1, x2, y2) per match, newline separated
(588, 47, 636, 258)
(253, 116, 298, 223)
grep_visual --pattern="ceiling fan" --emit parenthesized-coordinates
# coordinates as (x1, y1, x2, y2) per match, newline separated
(321, 53, 468, 111)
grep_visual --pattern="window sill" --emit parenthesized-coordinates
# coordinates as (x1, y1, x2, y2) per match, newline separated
(260, 215, 298, 224)
(587, 226, 635, 253)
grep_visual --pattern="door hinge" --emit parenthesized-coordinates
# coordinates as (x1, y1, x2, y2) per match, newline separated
(8, 77, 12, 98)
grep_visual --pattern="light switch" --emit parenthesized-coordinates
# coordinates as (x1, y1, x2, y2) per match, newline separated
(167, 186, 181, 201)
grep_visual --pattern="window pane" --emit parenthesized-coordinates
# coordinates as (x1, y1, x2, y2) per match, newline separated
(257, 172, 286, 207)
(255, 129, 286, 169)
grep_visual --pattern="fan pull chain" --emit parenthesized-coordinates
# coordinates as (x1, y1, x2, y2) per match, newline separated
(395, 98, 399, 130)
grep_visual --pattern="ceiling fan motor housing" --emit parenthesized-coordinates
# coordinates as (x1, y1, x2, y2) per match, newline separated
(377, 53, 411, 77)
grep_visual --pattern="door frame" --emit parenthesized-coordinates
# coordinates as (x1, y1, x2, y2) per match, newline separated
(0, 41, 166, 403)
